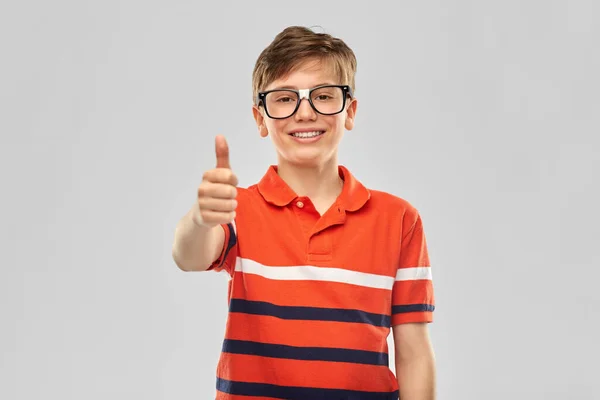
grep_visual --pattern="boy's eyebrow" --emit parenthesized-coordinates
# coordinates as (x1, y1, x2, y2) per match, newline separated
(272, 82, 337, 90)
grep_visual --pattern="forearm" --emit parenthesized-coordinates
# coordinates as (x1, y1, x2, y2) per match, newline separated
(172, 206, 224, 271)
(396, 353, 436, 400)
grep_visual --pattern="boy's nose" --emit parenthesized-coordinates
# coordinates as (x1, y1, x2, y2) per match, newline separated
(294, 98, 317, 121)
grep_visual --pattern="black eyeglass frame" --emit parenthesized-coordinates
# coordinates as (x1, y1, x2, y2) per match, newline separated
(256, 84, 354, 120)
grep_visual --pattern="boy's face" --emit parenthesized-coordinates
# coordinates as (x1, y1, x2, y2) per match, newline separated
(252, 58, 357, 168)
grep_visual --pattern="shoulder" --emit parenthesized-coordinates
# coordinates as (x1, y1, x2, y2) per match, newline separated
(344, 165, 422, 226)
(362, 188, 425, 237)
(366, 189, 420, 218)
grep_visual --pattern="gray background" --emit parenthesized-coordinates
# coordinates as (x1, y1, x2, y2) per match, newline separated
(1, 0, 598, 399)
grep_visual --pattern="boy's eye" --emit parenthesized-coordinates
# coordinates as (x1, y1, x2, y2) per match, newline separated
(312, 87, 341, 101)
(276, 96, 295, 103)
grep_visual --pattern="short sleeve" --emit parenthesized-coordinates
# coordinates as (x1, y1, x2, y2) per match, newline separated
(207, 222, 238, 276)
(391, 212, 435, 326)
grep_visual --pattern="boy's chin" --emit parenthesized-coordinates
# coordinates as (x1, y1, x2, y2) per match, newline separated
(283, 151, 337, 168)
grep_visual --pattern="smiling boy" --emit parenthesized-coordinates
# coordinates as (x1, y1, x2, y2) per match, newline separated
(172, 26, 436, 400)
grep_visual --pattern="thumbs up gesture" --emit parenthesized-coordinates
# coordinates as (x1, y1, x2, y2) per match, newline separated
(192, 135, 239, 228)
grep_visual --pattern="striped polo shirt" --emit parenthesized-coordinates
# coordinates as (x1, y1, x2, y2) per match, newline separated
(208, 164, 435, 400)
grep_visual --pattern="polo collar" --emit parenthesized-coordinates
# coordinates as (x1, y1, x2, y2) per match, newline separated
(257, 165, 371, 212)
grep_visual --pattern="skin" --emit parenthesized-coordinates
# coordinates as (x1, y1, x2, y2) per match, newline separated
(394, 323, 437, 399)
(252, 58, 436, 399)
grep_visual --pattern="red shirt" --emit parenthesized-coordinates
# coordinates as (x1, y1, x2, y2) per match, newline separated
(208, 165, 435, 400)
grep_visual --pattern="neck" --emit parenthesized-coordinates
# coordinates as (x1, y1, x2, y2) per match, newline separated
(276, 157, 343, 201)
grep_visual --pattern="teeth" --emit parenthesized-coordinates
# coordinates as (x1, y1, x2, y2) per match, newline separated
(291, 131, 323, 138)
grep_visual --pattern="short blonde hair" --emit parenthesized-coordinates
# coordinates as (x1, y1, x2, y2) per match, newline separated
(252, 26, 357, 104)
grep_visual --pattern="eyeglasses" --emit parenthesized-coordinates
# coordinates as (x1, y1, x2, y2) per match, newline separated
(256, 84, 353, 119)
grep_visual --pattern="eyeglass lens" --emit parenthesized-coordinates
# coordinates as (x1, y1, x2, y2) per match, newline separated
(264, 86, 345, 118)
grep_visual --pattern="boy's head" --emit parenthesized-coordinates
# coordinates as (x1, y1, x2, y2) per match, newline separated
(251, 26, 358, 168)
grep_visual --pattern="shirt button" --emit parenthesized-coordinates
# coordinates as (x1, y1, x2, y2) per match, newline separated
(296, 201, 304, 208)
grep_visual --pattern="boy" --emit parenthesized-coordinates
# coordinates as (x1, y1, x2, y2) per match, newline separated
(172, 26, 436, 400)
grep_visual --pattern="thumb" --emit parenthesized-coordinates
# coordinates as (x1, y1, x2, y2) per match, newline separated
(215, 135, 231, 169)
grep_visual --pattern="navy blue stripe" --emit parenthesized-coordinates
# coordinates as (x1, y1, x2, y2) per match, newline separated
(392, 304, 435, 314)
(222, 339, 388, 366)
(229, 299, 391, 327)
(217, 378, 399, 400)
(222, 222, 236, 256)
(214, 223, 236, 270)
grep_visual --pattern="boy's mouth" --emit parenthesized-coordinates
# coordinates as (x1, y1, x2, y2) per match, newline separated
(289, 130, 325, 138)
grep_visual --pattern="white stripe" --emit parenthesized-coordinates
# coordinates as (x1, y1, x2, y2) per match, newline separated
(395, 267, 432, 281)
(234, 258, 395, 290)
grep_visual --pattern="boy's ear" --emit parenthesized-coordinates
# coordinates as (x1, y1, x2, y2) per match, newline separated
(252, 105, 269, 138)
(344, 98, 358, 131)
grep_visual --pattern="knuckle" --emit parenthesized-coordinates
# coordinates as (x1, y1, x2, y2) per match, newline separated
(197, 183, 211, 198)
(202, 170, 213, 181)
(197, 197, 208, 208)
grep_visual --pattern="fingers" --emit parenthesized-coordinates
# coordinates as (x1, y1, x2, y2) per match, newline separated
(197, 210, 237, 226)
(215, 135, 231, 169)
(202, 169, 239, 188)
(198, 197, 237, 212)
(198, 181, 237, 200)
(195, 181, 237, 228)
